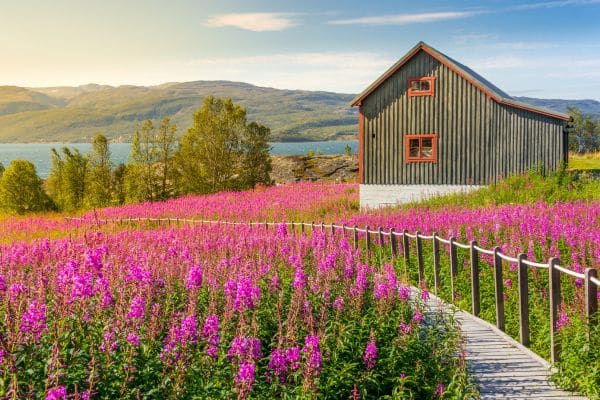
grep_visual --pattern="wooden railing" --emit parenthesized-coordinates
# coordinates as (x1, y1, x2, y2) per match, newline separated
(66, 216, 599, 364)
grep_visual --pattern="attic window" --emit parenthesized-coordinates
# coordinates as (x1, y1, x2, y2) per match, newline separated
(405, 134, 437, 162)
(408, 77, 435, 97)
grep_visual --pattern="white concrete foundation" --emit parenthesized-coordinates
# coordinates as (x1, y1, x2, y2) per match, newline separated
(360, 184, 482, 209)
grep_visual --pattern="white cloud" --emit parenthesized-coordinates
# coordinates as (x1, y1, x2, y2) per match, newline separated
(328, 11, 479, 26)
(205, 13, 298, 32)
(509, 0, 600, 11)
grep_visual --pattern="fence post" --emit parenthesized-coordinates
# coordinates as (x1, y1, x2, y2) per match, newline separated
(549, 257, 561, 364)
(301, 221, 305, 235)
(449, 237, 458, 302)
(342, 224, 347, 238)
(493, 247, 505, 331)
(390, 228, 398, 258)
(432, 233, 441, 296)
(290, 221, 295, 236)
(311, 221, 315, 235)
(331, 223, 335, 237)
(402, 229, 410, 264)
(365, 226, 371, 254)
(378, 227, 384, 247)
(585, 268, 598, 326)
(265, 221, 268, 230)
(470, 240, 480, 317)
(321, 221, 325, 232)
(416, 231, 424, 284)
(517, 253, 530, 347)
(353, 225, 358, 250)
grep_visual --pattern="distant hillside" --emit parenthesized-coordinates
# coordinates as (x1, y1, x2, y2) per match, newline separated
(0, 81, 356, 143)
(514, 97, 600, 117)
(0, 80, 597, 143)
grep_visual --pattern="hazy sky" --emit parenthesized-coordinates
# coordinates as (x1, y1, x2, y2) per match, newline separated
(2, 0, 600, 99)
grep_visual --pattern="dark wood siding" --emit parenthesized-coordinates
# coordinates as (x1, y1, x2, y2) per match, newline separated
(361, 50, 565, 185)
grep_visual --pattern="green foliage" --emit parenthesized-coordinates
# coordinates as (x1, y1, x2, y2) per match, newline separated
(85, 133, 114, 208)
(0, 160, 54, 214)
(177, 96, 272, 194)
(568, 106, 599, 153)
(46, 147, 88, 211)
(569, 151, 600, 170)
(552, 318, 600, 399)
(344, 144, 352, 156)
(405, 167, 600, 210)
(125, 117, 178, 202)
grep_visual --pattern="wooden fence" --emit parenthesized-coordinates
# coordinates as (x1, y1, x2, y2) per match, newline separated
(66, 216, 599, 364)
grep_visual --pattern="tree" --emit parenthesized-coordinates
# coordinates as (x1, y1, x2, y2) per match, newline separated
(177, 96, 271, 194)
(156, 117, 178, 200)
(124, 117, 178, 203)
(46, 148, 88, 211)
(85, 133, 113, 208)
(113, 163, 127, 205)
(0, 162, 4, 177)
(125, 120, 159, 202)
(0, 160, 54, 214)
(568, 106, 599, 153)
(238, 122, 272, 188)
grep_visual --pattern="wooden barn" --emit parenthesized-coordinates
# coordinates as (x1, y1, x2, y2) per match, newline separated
(352, 41, 571, 208)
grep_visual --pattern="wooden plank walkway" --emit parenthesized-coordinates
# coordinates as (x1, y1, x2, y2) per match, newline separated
(423, 293, 588, 399)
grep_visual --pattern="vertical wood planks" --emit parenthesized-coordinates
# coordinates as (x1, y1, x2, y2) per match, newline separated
(517, 254, 530, 347)
(470, 240, 480, 317)
(449, 237, 458, 301)
(433, 233, 441, 295)
(494, 247, 505, 331)
(585, 268, 598, 324)
(390, 228, 398, 258)
(416, 231, 424, 284)
(353, 225, 358, 250)
(549, 257, 561, 363)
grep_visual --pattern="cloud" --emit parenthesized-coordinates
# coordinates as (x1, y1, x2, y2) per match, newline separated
(205, 13, 297, 32)
(508, 0, 600, 10)
(328, 11, 479, 26)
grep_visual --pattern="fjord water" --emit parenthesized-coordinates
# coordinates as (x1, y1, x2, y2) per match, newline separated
(0, 141, 358, 178)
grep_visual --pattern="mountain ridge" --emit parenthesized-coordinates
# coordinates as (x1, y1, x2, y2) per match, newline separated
(0, 81, 596, 143)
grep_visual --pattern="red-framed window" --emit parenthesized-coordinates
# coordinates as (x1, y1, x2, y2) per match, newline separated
(408, 76, 435, 97)
(405, 134, 437, 163)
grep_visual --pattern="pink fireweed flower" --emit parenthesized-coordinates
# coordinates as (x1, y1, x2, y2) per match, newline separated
(276, 222, 288, 237)
(0, 349, 7, 366)
(225, 276, 261, 312)
(504, 279, 512, 289)
(45, 386, 67, 400)
(126, 296, 145, 320)
(99, 329, 118, 353)
(126, 333, 140, 347)
(228, 336, 262, 363)
(363, 336, 377, 370)
(292, 268, 307, 291)
(235, 361, 256, 399)
(20, 300, 47, 341)
(285, 346, 301, 371)
(412, 310, 423, 325)
(434, 383, 445, 397)
(186, 264, 203, 291)
(267, 347, 287, 382)
(0, 275, 5, 291)
(421, 289, 430, 301)
(555, 311, 570, 331)
(269, 274, 281, 293)
(71, 272, 96, 300)
(302, 335, 322, 374)
(398, 285, 411, 301)
(8, 283, 28, 301)
(333, 296, 344, 311)
(201, 314, 220, 358)
(399, 322, 412, 335)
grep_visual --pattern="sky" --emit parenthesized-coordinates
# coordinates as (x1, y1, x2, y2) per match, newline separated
(1, 0, 600, 99)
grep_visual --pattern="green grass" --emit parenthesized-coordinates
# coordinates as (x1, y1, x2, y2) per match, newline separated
(569, 152, 600, 170)
(401, 166, 600, 210)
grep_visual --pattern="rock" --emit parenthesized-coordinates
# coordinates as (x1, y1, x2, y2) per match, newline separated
(270, 155, 358, 184)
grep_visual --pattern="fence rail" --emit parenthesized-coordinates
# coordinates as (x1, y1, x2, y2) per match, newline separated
(65, 216, 599, 364)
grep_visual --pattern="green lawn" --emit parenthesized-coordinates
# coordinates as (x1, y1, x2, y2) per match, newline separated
(569, 152, 600, 170)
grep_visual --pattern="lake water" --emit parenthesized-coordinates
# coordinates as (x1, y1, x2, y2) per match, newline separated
(0, 141, 358, 178)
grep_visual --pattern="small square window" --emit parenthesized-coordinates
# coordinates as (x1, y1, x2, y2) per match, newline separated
(408, 77, 435, 97)
(405, 134, 437, 162)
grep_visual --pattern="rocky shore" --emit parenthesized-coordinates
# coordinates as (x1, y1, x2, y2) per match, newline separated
(270, 154, 358, 184)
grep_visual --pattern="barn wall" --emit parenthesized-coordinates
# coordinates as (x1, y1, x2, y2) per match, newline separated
(361, 50, 565, 185)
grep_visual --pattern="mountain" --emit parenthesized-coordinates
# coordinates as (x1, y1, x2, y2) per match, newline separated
(0, 80, 597, 143)
(0, 81, 356, 143)
(513, 97, 600, 117)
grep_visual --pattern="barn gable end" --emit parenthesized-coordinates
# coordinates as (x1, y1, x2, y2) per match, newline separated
(354, 42, 569, 208)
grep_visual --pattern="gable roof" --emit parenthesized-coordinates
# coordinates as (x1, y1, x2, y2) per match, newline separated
(351, 41, 570, 121)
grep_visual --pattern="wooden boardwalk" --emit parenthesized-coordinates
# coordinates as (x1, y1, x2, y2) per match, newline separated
(423, 294, 588, 399)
